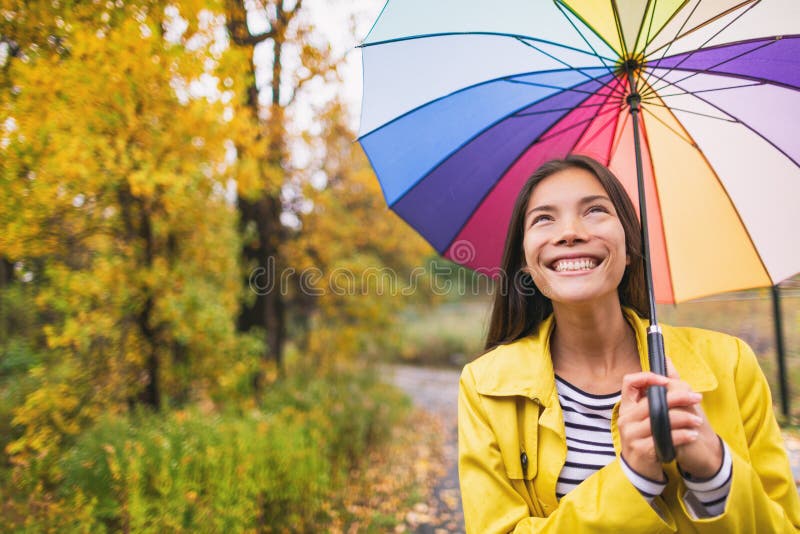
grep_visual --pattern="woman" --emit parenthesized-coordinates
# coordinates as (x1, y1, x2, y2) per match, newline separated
(458, 155, 800, 532)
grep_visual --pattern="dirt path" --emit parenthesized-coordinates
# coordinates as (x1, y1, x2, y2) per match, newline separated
(387, 365, 465, 534)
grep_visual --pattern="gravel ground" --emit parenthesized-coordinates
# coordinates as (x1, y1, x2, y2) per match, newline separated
(388, 365, 464, 534)
(387, 364, 800, 533)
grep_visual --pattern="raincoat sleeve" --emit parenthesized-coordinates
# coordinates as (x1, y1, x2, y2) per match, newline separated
(458, 365, 678, 534)
(680, 338, 800, 531)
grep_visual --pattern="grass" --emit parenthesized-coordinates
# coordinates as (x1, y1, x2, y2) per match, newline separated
(392, 298, 491, 368)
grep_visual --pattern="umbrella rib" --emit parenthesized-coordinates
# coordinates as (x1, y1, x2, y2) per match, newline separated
(505, 78, 608, 96)
(572, 101, 626, 153)
(512, 75, 629, 118)
(609, 108, 631, 162)
(657, 75, 800, 168)
(640, 0, 706, 89)
(645, 64, 800, 98)
(637, 0, 697, 58)
(637, 92, 679, 303)
(643, 1, 762, 91)
(360, 0, 390, 46)
(640, 106, 695, 147)
(513, 37, 604, 82)
(637, 71, 737, 124)
(644, 94, 774, 288)
(359, 66, 611, 139)
(647, 79, 764, 99)
(552, 0, 619, 80)
(610, 0, 630, 59)
(608, 80, 632, 160)
(508, 73, 628, 103)
(642, 101, 736, 124)
(641, 37, 780, 100)
(358, 31, 615, 62)
(632, 0, 658, 58)
(538, 104, 622, 142)
(514, 101, 613, 118)
(645, 0, 759, 57)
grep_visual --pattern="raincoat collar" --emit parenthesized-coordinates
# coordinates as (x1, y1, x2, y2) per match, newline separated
(474, 307, 718, 404)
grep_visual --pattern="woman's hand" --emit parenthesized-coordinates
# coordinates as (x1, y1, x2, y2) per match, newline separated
(664, 360, 723, 479)
(617, 371, 705, 480)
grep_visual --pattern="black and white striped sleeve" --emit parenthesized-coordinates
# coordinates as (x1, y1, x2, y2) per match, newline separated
(679, 438, 733, 518)
(620, 455, 668, 503)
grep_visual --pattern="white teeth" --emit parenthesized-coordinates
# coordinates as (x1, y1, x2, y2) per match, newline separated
(554, 258, 597, 272)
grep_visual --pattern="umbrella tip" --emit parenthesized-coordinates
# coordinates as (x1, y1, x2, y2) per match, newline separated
(624, 58, 640, 72)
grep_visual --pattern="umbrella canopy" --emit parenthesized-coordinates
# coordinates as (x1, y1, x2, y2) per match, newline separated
(358, 0, 800, 304)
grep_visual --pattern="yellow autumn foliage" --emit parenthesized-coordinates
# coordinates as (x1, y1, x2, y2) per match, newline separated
(284, 102, 435, 369)
(0, 1, 262, 465)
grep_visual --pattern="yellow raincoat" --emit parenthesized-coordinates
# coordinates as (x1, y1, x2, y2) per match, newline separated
(458, 308, 800, 533)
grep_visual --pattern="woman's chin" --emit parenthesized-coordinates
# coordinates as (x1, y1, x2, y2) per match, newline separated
(543, 284, 620, 307)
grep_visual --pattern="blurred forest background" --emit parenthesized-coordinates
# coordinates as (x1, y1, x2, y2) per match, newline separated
(0, 1, 798, 532)
(0, 0, 450, 530)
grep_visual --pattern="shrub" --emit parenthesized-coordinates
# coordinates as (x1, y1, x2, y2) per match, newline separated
(3, 367, 410, 532)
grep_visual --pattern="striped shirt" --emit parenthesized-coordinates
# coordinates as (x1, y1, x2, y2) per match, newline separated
(555, 374, 733, 517)
(555, 375, 620, 499)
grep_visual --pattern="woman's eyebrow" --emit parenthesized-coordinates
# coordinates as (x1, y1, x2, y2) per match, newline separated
(580, 194, 612, 205)
(526, 204, 555, 217)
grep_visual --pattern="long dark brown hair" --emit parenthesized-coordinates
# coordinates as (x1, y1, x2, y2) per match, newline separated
(484, 154, 649, 350)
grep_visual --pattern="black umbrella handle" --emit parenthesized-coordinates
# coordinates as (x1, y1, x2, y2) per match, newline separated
(647, 326, 675, 463)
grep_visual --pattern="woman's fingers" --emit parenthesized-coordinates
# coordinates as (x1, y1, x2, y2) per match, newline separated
(668, 407, 703, 431)
(621, 404, 702, 440)
(666, 357, 679, 380)
(671, 428, 701, 447)
(620, 388, 701, 424)
(667, 389, 702, 409)
(621, 372, 669, 403)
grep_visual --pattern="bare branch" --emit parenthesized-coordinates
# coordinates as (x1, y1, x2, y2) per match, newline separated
(228, 27, 275, 47)
(285, 0, 303, 22)
(285, 52, 346, 107)
(225, 0, 275, 47)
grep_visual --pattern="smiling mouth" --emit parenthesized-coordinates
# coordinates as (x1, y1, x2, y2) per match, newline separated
(550, 257, 600, 273)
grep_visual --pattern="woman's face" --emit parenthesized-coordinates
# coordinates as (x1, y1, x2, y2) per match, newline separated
(522, 166, 629, 307)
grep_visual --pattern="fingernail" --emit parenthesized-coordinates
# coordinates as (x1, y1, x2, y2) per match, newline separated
(688, 430, 699, 440)
(692, 415, 703, 425)
(690, 393, 702, 402)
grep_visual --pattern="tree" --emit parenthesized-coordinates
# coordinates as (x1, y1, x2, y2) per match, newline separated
(284, 100, 435, 369)
(0, 0, 260, 463)
(224, 0, 341, 375)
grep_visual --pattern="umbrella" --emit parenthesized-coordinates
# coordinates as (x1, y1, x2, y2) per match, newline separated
(358, 1, 800, 462)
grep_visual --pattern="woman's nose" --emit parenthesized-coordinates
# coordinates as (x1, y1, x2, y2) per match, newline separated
(554, 218, 588, 245)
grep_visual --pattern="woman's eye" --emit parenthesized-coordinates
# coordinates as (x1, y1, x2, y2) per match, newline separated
(587, 205, 608, 215)
(530, 214, 553, 226)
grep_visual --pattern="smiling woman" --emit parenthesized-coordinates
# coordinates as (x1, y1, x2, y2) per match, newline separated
(458, 155, 800, 533)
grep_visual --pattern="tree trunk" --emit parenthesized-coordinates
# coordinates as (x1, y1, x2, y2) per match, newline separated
(139, 297, 161, 408)
(238, 194, 286, 373)
(0, 257, 12, 343)
(119, 183, 161, 409)
(137, 203, 160, 409)
(231, 1, 290, 375)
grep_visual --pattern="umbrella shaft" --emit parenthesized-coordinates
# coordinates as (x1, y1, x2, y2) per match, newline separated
(626, 70, 659, 327)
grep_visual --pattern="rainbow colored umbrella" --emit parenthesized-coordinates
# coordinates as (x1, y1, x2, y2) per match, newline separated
(358, 0, 800, 461)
